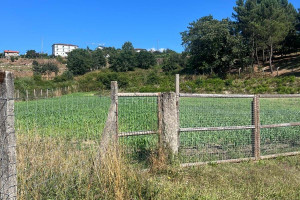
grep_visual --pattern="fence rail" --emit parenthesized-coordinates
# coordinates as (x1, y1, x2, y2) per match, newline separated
(110, 74, 300, 167)
(1, 72, 299, 199)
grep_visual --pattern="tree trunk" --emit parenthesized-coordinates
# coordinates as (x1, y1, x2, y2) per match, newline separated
(251, 37, 255, 73)
(262, 49, 265, 66)
(255, 44, 260, 67)
(269, 44, 273, 74)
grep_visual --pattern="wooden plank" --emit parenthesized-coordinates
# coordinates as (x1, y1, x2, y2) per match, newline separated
(259, 94, 300, 98)
(180, 125, 255, 132)
(180, 157, 256, 167)
(179, 122, 300, 133)
(118, 130, 157, 137)
(180, 152, 300, 167)
(252, 95, 260, 160)
(260, 152, 300, 159)
(179, 93, 255, 98)
(261, 122, 300, 129)
(118, 93, 159, 97)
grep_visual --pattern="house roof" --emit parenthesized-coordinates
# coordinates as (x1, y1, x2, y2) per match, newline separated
(52, 43, 78, 47)
(135, 48, 147, 51)
(4, 50, 19, 53)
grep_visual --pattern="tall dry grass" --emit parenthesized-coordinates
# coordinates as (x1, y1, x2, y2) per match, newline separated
(17, 134, 145, 199)
(17, 134, 300, 199)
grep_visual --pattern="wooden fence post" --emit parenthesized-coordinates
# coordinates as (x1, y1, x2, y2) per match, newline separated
(161, 92, 179, 155)
(157, 93, 163, 147)
(252, 95, 261, 160)
(100, 81, 118, 157)
(0, 71, 17, 199)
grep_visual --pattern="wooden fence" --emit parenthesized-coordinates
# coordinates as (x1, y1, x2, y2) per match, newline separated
(103, 74, 300, 167)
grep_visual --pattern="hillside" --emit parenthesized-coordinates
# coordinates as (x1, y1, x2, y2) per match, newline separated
(0, 57, 67, 78)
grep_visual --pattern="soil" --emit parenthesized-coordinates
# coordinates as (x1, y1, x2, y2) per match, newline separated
(0, 58, 67, 78)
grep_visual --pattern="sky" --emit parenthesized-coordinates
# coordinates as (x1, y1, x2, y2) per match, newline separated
(1, 0, 300, 54)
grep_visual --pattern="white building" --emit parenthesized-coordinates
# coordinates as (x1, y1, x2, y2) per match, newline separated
(97, 46, 105, 50)
(52, 43, 78, 57)
(134, 48, 147, 53)
(4, 50, 19, 57)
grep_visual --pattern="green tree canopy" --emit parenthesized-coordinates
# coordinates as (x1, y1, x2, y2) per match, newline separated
(67, 49, 93, 75)
(32, 62, 59, 76)
(109, 42, 137, 72)
(181, 16, 246, 75)
(233, 0, 297, 73)
(136, 50, 156, 69)
(26, 50, 39, 58)
(92, 49, 106, 70)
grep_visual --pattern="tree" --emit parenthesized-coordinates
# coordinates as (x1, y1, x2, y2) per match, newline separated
(297, 9, 300, 32)
(181, 16, 244, 75)
(26, 50, 39, 58)
(67, 49, 93, 75)
(258, 0, 296, 73)
(136, 50, 156, 69)
(32, 61, 59, 78)
(233, 0, 297, 73)
(162, 52, 187, 72)
(10, 56, 15, 62)
(92, 49, 106, 70)
(109, 42, 137, 72)
(233, 0, 263, 68)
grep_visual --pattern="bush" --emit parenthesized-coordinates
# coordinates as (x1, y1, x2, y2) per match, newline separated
(146, 71, 160, 85)
(96, 72, 129, 89)
(53, 71, 74, 82)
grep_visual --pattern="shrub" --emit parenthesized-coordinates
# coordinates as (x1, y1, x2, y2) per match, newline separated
(53, 71, 74, 82)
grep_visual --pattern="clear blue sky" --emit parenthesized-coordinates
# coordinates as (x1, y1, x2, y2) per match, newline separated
(1, 0, 299, 54)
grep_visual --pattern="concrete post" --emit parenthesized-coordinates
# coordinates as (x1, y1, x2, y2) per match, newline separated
(100, 81, 118, 157)
(161, 92, 179, 154)
(0, 71, 17, 199)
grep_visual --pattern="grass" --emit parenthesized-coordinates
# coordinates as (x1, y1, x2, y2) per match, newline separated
(15, 92, 300, 198)
(17, 133, 300, 199)
(15, 93, 300, 163)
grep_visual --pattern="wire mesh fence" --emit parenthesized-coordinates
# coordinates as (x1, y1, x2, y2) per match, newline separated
(14, 90, 110, 199)
(179, 97, 253, 128)
(117, 95, 160, 161)
(179, 96, 254, 163)
(259, 97, 300, 156)
(260, 97, 300, 125)
(5, 75, 300, 198)
(178, 94, 300, 165)
(261, 126, 300, 156)
(179, 129, 253, 163)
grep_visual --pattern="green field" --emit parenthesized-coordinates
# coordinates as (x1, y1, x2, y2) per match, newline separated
(15, 92, 300, 199)
(15, 93, 300, 163)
